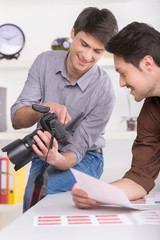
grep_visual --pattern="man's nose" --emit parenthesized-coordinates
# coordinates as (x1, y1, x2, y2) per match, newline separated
(83, 49, 92, 60)
(119, 77, 126, 87)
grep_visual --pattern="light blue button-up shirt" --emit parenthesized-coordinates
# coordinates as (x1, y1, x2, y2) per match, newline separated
(11, 50, 115, 163)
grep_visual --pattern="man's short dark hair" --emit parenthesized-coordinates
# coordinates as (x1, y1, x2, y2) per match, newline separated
(107, 22, 160, 68)
(73, 7, 118, 50)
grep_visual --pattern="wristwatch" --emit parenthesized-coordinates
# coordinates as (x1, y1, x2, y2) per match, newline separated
(0, 23, 25, 59)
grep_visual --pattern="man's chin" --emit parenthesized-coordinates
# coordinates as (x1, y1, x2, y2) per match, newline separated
(134, 96, 143, 102)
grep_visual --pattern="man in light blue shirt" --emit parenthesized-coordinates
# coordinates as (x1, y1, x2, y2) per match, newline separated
(11, 7, 118, 211)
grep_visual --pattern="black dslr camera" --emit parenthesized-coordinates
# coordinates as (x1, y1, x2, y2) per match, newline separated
(2, 104, 67, 171)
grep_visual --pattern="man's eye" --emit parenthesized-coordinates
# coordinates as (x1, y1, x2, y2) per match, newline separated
(95, 50, 103, 54)
(81, 42, 87, 47)
(121, 72, 126, 77)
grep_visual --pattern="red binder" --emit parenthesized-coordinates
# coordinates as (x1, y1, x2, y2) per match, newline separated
(0, 157, 9, 204)
(0, 157, 1, 203)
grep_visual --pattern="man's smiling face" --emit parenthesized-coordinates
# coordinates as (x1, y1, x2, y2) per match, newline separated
(68, 29, 105, 74)
(114, 55, 155, 102)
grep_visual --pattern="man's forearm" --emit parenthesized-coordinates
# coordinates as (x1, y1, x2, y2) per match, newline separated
(111, 178, 147, 201)
(13, 106, 43, 129)
(59, 152, 77, 170)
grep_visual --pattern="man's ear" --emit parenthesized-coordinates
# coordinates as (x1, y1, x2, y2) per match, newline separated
(70, 27, 75, 40)
(141, 55, 154, 71)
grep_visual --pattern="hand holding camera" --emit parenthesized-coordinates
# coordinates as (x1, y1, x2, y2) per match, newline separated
(32, 129, 61, 166)
(2, 104, 68, 171)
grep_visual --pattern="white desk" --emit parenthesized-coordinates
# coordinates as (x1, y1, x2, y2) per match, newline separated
(0, 192, 160, 240)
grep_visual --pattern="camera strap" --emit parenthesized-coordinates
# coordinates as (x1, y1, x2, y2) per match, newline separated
(28, 133, 54, 209)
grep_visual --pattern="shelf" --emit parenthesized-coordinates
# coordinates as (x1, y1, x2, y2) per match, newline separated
(0, 131, 29, 140)
(0, 203, 22, 231)
(0, 130, 137, 141)
(0, 56, 114, 69)
(0, 202, 22, 209)
(104, 131, 137, 139)
(0, 60, 31, 69)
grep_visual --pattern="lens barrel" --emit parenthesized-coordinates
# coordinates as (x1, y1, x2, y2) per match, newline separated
(2, 139, 34, 171)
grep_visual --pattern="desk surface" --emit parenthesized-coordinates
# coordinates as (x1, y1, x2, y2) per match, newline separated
(0, 192, 160, 240)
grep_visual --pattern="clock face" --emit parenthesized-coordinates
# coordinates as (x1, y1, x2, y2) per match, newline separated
(0, 24, 25, 57)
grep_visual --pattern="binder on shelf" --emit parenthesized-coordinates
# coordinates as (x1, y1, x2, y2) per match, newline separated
(0, 157, 1, 203)
(8, 161, 14, 204)
(0, 157, 9, 204)
(8, 161, 26, 204)
(0, 87, 7, 131)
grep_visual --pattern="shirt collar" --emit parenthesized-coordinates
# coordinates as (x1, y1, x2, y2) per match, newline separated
(55, 51, 98, 92)
(76, 64, 98, 92)
(55, 51, 68, 78)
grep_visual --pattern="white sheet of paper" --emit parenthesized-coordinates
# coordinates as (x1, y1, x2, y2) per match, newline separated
(132, 210, 160, 224)
(71, 168, 138, 209)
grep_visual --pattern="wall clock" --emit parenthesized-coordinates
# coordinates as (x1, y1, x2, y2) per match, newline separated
(0, 23, 25, 60)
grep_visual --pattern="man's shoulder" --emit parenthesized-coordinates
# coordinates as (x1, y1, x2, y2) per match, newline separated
(91, 64, 110, 82)
(32, 50, 67, 70)
(88, 65, 115, 101)
(37, 50, 67, 60)
(139, 97, 160, 125)
(94, 65, 113, 89)
(144, 97, 160, 108)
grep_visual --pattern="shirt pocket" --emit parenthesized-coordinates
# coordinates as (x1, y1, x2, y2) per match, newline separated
(65, 106, 85, 135)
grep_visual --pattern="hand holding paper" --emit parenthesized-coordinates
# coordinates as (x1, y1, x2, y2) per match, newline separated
(71, 168, 139, 209)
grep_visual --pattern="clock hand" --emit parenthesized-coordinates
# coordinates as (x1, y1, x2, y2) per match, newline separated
(10, 33, 19, 40)
(0, 33, 19, 41)
(6, 33, 19, 41)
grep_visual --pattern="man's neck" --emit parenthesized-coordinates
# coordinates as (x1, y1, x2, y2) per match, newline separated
(66, 54, 88, 83)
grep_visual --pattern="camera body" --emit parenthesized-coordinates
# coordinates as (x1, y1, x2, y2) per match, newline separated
(2, 104, 67, 171)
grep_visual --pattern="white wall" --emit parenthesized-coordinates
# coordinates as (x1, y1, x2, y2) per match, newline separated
(0, 0, 160, 131)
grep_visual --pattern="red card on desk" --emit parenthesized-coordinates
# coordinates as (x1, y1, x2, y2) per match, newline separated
(34, 214, 132, 227)
(0, 157, 9, 204)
